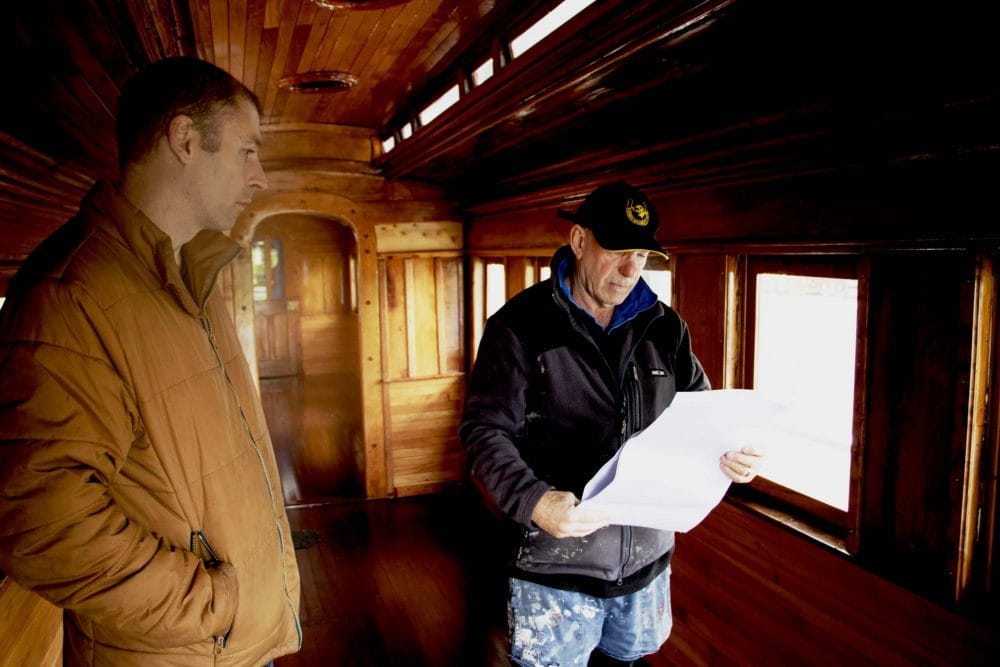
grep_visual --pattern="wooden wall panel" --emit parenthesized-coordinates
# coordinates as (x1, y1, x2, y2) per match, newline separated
(388, 377, 466, 495)
(380, 254, 464, 380)
(409, 258, 441, 377)
(0, 578, 61, 666)
(671, 254, 728, 387)
(437, 258, 464, 374)
(653, 501, 999, 666)
(380, 253, 466, 496)
(382, 257, 410, 379)
(859, 252, 976, 602)
(301, 316, 358, 377)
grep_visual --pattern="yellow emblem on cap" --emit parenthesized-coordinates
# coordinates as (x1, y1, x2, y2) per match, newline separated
(625, 198, 650, 227)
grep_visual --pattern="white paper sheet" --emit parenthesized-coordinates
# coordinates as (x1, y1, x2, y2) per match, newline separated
(577, 389, 786, 532)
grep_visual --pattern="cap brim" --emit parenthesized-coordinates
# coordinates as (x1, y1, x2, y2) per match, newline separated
(591, 228, 666, 257)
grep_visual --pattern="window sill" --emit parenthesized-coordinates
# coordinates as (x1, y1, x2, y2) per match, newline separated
(724, 493, 848, 556)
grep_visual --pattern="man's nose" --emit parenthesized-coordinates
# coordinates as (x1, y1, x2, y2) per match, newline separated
(249, 159, 268, 191)
(619, 253, 642, 277)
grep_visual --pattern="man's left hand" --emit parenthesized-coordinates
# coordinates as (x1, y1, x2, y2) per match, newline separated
(720, 446, 765, 483)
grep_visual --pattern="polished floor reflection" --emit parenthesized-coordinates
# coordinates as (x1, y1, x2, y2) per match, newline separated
(275, 491, 509, 667)
(260, 372, 365, 506)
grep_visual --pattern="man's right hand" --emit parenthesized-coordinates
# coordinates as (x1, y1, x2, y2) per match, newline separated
(531, 490, 611, 538)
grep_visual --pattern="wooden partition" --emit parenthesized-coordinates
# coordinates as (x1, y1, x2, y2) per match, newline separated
(379, 252, 465, 496)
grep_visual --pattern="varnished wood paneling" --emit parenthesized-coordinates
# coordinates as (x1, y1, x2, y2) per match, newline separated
(409, 257, 441, 377)
(387, 376, 465, 495)
(380, 253, 463, 380)
(377, 251, 465, 495)
(671, 254, 728, 387)
(0, 577, 62, 667)
(375, 222, 463, 253)
(652, 501, 999, 666)
(859, 252, 976, 603)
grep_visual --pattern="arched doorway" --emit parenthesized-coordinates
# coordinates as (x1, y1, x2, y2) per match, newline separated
(251, 213, 365, 505)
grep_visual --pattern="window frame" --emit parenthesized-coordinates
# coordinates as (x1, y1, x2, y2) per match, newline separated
(729, 254, 866, 537)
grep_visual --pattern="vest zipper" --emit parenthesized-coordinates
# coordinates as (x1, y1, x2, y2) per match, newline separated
(617, 363, 642, 584)
(200, 315, 303, 649)
(617, 526, 633, 585)
(621, 362, 642, 446)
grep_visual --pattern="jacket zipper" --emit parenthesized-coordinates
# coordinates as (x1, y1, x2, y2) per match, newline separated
(617, 363, 642, 584)
(550, 280, 656, 586)
(200, 316, 303, 650)
(617, 526, 633, 585)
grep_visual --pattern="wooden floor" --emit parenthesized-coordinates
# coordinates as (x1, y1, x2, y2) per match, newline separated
(261, 372, 366, 506)
(276, 491, 510, 667)
(264, 375, 675, 666)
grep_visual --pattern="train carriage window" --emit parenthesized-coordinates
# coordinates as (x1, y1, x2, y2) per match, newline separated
(252, 238, 285, 301)
(418, 85, 460, 126)
(485, 261, 506, 319)
(472, 59, 493, 86)
(470, 254, 554, 365)
(642, 253, 672, 306)
(510, 0, 598, 58)
(738, 256, 860, 529)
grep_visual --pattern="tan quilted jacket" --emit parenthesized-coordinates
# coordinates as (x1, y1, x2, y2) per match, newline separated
(0, 183, 301, 666)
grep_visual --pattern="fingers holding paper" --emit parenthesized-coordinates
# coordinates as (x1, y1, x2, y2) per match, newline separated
(532, 490, 611, 538)
(720, 446, 765, 483)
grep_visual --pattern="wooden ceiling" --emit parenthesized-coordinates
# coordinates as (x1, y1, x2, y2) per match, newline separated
(0, 0, 539, 260)
(1, 0, 999, 263)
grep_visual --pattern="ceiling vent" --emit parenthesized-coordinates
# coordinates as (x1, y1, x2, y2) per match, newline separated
(310, 0, 414, 9)
(278, 71, 359, 93)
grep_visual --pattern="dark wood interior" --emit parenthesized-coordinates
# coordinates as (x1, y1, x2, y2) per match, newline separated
(2, 0, 1000, 665)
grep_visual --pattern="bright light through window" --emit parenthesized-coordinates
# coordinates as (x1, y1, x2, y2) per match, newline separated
(754, 273, 857, 510)
(485, 263, 507, 318)
(472, 59, 493, 85)
(510, 0, 597, 58)
(400, 123, 413, 140)
(381, 136, 395, 153)
(0, 297, 5, 312)
(419, 85, 461, 126)
(642, 269, 671, 306)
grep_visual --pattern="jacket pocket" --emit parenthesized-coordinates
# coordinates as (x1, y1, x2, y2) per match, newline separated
(515, 526, 622, 582)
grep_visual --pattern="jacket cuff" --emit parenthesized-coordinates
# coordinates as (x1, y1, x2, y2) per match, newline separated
(517, 482, 555, 528)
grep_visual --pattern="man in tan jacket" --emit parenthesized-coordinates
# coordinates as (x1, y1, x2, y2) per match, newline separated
(0, 57, 301, 666)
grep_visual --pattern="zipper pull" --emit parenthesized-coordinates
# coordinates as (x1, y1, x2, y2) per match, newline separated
(215, 634, 226, 654)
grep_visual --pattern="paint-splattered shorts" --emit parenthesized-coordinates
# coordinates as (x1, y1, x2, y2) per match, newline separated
(508, 566, 672, 667)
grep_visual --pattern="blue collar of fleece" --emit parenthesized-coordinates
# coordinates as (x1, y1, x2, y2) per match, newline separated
(557, 255, 659, 332)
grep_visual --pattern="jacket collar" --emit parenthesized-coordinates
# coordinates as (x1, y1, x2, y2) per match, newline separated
(551, 244, 659, 332)
(82, 182, 241, 315)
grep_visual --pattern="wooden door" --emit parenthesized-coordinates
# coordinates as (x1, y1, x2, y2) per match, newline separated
(252, 236, 302, 378)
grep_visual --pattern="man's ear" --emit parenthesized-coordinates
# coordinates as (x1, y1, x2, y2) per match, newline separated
(166, 114, 197, 164)
(569, 224, 587, 259)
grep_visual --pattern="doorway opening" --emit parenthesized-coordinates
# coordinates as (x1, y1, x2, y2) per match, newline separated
(252, 214, 365, 506)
